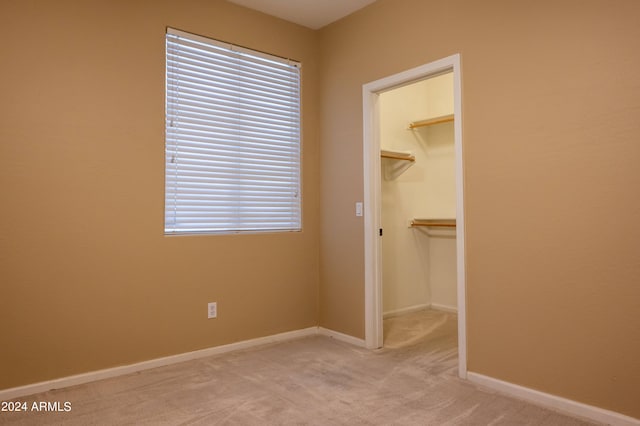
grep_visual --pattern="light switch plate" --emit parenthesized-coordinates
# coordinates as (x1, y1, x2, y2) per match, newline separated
(208, 302, 217, 319)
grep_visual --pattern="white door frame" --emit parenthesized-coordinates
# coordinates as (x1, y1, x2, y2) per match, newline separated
(362, 54, 467, 378)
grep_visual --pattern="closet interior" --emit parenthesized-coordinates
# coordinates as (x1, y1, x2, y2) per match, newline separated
(379, 72, 457, 346)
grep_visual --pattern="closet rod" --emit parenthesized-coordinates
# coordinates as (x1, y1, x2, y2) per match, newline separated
(410, 219, 456, 228)
(408, 114, 454, 129)
(380, 152, 415, 162)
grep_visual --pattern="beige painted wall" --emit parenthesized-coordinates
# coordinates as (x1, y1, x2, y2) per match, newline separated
(0, 0, 320, 390)
(319, 0, 640, 418)
(379, 75, 457, 314)
(428, 233, 457, 310)
(2, 0, 639, 419)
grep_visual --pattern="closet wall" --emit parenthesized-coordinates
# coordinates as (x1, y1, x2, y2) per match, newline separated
(380, 73, 457, 315)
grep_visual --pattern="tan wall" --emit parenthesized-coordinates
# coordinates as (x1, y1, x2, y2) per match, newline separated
(319, 0, 640, 418)
(2, 0, 639, 419)
(0, 0, 320, 390)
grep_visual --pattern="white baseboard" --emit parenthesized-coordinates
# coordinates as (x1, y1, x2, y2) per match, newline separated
(467, 372, 640, 426)
(0, 327, 319, 401)
(318, 327, 366, 347)
(383, 303, 431, 319)
(430, 303, 458, 313)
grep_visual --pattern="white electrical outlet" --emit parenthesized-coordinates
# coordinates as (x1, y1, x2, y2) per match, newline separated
(207, 302, 217, 319)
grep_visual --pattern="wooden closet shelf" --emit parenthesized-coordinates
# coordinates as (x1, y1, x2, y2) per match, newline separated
(380, 150, 415, 162)
(408, 114, 454, 129)
(381, 150, 415, 180)
(410, 219, 456, 228)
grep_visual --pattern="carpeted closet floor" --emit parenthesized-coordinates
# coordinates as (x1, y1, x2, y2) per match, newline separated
(2, 309, 597, 425)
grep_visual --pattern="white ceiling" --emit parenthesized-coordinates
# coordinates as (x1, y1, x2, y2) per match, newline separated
(227, 0, 378, 30)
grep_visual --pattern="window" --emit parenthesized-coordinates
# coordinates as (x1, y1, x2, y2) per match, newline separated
(165, 28, 301, 235)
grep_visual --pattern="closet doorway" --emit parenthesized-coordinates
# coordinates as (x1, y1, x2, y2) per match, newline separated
(362, 55, 467, 378)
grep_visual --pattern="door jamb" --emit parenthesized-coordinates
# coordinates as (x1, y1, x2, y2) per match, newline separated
(362, 54, 467, 378)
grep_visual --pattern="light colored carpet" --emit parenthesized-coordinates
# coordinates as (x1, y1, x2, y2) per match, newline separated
(384, 308, 457, 350)
(1, 310, 598, 425)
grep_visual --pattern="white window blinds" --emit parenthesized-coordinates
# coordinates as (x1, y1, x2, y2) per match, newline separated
(165, 28, 302, 234)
